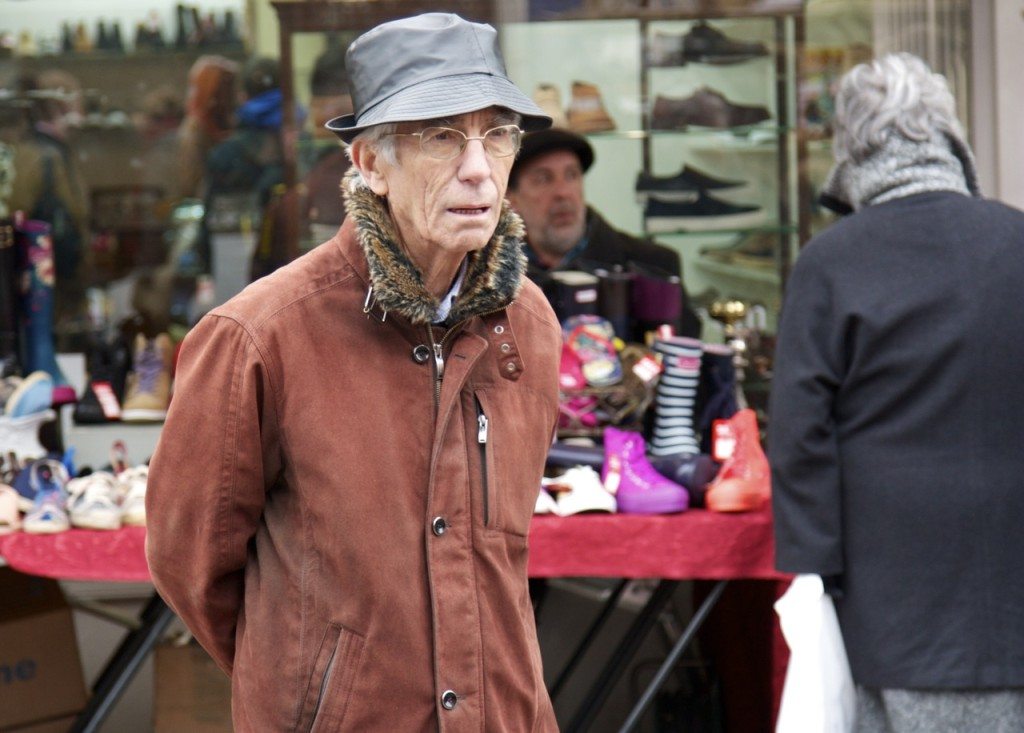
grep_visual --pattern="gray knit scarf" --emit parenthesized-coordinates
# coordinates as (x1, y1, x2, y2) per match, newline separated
(820, 130, 980, 213)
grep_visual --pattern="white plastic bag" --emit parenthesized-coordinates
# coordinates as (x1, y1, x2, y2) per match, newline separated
(774, 574, 856, 733)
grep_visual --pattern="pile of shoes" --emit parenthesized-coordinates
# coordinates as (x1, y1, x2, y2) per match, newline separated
(0, 440, 150, 534)
(635, 164, 764, 232)
(539, 335, 771, 516)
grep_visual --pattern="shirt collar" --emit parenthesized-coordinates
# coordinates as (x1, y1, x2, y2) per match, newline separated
(433, 257, 469, 324)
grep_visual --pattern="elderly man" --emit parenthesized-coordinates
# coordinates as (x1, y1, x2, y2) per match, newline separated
(771, 53, 1024, 731)
(507, 127, 700, 338)
(146, 13, 561, 732)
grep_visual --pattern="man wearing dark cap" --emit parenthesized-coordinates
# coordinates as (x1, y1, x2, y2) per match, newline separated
(147, 13, 561, 731)
(508, 127, 701, 337)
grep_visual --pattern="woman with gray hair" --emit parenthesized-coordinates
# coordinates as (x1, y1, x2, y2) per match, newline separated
(770, 52, 1024, 732)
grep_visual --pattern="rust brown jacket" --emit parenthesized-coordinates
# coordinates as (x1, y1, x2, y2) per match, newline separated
(145, 173, 562, 732)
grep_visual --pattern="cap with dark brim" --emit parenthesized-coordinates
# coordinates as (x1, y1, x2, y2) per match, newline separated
(510, 127, 595, 185)
(326, 73, 551, 143)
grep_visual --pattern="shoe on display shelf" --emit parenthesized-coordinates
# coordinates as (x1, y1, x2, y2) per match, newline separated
(601, 427, 688, 515)
(121, 333, 173, 422)
(67, 471, 122, 531)
(0, 484, 21, 534)
(533, 83, 569, 129)
(644, 193, 765, 233)
(567, 81, 616, 134)
(651, 88, 771, 131)
(3, 371, 54, 418)
(636, 165, 747, 201)
(681, 21, 769, 65)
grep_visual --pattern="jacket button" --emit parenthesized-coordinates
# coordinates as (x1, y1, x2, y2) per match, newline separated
(500, 343, 511, 353)
(493, 325, 505, 335)
(505, 362, 517, 373)
(441, 690, 458, 710)
(431, 516, 447, 536)
(412, 345, 430, 364)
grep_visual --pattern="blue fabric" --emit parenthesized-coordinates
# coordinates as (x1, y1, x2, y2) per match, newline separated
(237, 89, 306, 130)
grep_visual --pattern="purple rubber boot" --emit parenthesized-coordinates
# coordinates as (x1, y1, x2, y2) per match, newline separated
(601, 427, 689, 515)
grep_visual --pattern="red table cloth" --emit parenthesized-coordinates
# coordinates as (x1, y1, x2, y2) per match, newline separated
(0, 509, 783, 583)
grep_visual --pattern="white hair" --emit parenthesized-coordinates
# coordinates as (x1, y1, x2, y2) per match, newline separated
(345, 109, 522, 167)
(833, 52, 964, 163)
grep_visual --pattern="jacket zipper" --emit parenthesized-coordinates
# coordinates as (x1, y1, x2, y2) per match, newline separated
(309, 644, 338, 732)
(476, 396, 490, 526)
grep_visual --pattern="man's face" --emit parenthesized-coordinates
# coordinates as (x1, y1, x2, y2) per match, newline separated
(506, 150, 587, 265)
(358, 108, 515, 269)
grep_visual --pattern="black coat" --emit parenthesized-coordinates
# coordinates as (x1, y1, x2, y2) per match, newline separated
(525, 207, 701, 338)
(769, 191, 1024, 688)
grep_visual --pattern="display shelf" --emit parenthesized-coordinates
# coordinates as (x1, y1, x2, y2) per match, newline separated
(65, 421, 163, 470)
(585, 125, 790, 140)
(656, 223, 796, 237)
(693, 254, 780, 286)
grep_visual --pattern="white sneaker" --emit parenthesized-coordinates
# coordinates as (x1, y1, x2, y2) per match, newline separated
(119, 465, 148, 526)
(543, 466, 617, 516)
(67, 472, 122, 530)
(534, 487, 559, 515)
(22, 460, 70, 534)
(0, 484, 21, 534)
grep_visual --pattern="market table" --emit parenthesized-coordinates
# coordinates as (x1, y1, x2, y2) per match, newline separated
(0, 509, 785, 732)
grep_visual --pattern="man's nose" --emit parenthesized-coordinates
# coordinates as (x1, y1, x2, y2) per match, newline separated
(457, 138, 492, 182)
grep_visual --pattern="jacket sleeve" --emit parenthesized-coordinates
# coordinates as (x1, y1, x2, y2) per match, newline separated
(768, 248, 846, 577)
(145, 313, 281, 674)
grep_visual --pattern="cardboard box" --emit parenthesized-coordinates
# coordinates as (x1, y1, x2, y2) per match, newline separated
(5, 713, 79, 733)
(0, 568, 87, 731)
(154, 641, 232, 732)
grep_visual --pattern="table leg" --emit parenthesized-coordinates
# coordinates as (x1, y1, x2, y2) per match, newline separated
(616, 579, 727, 733)
(70, 592, 176, 733)
(564, 579, 679, 733)
(549, 578, 629, 700)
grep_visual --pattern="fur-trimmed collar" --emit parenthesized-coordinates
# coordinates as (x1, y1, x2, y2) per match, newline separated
(342, 168, 527, 326)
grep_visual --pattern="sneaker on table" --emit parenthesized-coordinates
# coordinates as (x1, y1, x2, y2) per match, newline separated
(0, 484, 21, 534)
(67, 471, 122, 530)
(118, 465, 149, 526)
(22, 460, 70, 534)
(543, 466, 616, 516)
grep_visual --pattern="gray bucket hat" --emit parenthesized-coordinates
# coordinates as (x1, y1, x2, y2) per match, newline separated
(325, 13, 551, 143)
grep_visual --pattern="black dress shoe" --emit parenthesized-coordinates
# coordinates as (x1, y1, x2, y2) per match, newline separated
(682, 21, 768, 65)
(645, 193, 764, 233)
(636, 165, 746, 201)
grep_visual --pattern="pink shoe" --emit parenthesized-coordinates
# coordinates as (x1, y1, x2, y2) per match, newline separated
(602, 427, 688, 514)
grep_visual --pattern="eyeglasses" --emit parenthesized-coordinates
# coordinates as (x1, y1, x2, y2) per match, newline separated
(387, 124, 522, 160)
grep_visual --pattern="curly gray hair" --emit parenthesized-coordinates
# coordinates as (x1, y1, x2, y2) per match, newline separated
(833, 52, 964, 164)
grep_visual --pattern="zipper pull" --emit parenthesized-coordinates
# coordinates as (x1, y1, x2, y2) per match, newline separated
(477, 412, 489, 443)
(433, 342, 445, 379)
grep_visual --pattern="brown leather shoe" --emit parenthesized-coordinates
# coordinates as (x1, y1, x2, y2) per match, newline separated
(567, 81, 616, 133)
(651, 87, 771, 130)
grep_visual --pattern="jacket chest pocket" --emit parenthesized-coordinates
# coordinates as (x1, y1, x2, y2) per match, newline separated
(297, 623, 366, 733)
(473, 388, 553, 537)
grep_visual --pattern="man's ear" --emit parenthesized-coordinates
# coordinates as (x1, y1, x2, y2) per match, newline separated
(350, 139, 389, 197)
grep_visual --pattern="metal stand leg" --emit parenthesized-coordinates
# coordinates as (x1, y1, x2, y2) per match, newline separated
(565, 579, 679, 733)
(70, 593, 177, 733)
(617, 579, 728, 733)
(549, 579, 629, 700)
